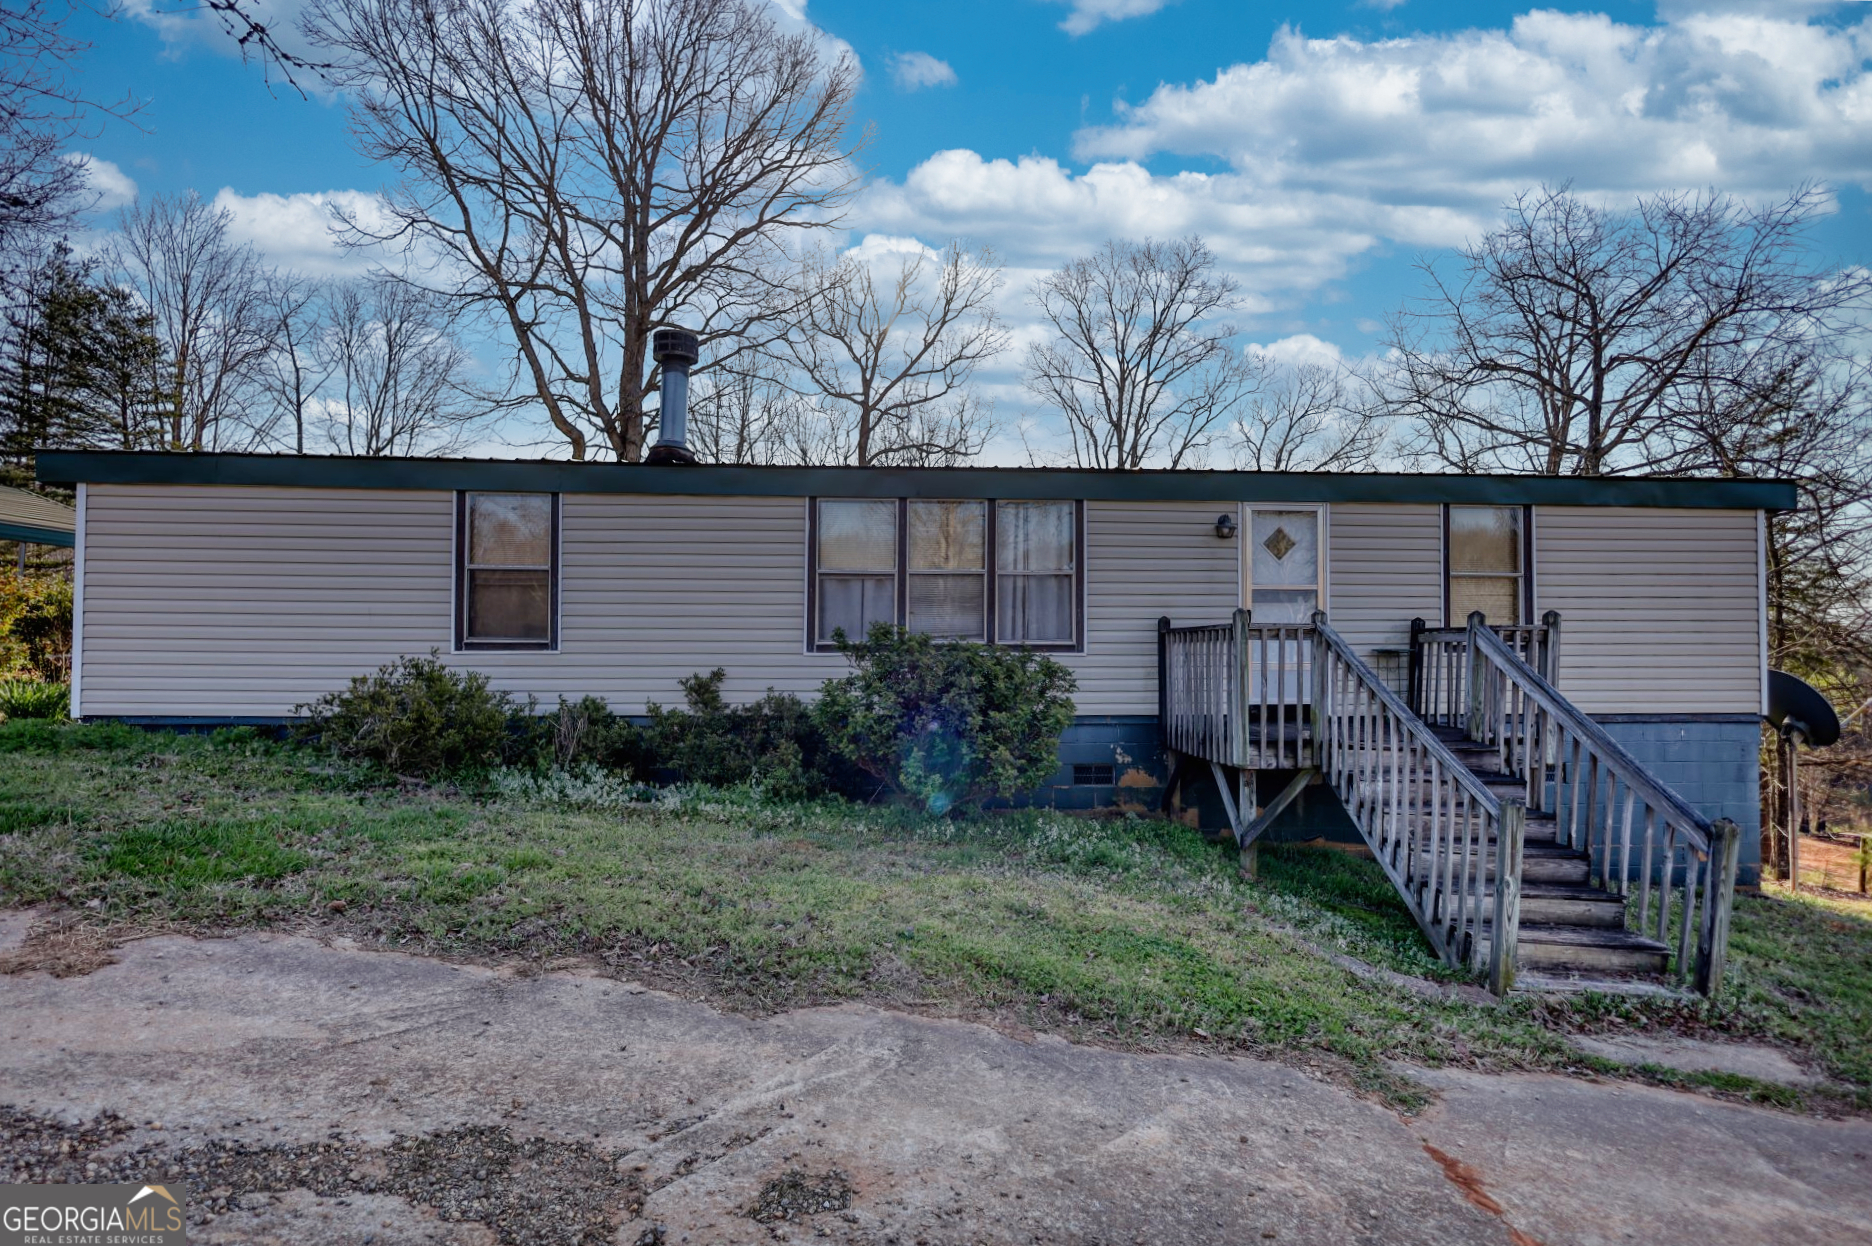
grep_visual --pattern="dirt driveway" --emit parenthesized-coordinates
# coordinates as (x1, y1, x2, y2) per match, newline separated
(1, 917, 1869, 1246)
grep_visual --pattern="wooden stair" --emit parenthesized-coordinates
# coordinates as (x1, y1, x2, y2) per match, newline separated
(1428, 726, 1670, 979)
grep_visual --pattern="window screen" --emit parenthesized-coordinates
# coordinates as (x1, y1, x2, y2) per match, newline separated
(1447, 504, 1524, 625)
(908, 500, 986, 639)
(460, 492, 556, 647)
(817, 499, 898, 645)
(996, 500, 1076, 645)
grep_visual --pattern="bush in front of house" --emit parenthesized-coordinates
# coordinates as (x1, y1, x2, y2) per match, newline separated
(0, 678, 69, 720)
(296, 652, 513, 779)
(509, 694, 649, 775)
(813, 624, 1078, 813)
(645, 668, 861, 800)
(0, 575, 72, 681)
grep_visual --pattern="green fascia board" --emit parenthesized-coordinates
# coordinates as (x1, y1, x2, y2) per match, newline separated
(38, 450, 1801, 511)
(0, 520, 75, 547)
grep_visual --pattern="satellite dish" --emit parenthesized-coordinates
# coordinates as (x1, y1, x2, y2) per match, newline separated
(1767, 670, 1841, 748)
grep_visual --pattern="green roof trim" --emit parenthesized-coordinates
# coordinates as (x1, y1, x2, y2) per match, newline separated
(0, 521, 74, 548)
(38, 450, 1799, 511)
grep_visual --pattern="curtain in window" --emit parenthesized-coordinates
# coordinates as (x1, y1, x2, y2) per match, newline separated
(818, 499, 898, 644)
(1448, 505, 1522, 624)
(908, 500, 986, 638)
(996, 500, 1075, 644)
(465, 493, 553, 642)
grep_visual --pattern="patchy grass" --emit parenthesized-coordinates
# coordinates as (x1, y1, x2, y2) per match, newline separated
(1717, 882, 1872, 1090)
(0, 720, 1865, 1114)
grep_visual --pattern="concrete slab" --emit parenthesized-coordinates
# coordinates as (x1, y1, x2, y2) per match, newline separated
(1, 928, 1868, 1246)
(1410, 1066, 1872, 1246)
(1571, 1034, 1823, 1087)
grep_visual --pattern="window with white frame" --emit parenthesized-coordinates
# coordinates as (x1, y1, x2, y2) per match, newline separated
(809, 497, 1081, 649)
(457, 492, 558, 649)
(1445, 504, 1528, 625)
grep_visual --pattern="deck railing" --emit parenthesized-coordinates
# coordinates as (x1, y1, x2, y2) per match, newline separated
(1462, 617, 1740, 993)
(1315, 615, 1523, 989)
(1409, 613, 1561, 729)
(1158, 610, 1315, 770)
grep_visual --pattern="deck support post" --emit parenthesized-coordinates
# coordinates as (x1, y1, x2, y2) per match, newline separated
(1464, 611, 1487, 743)
(1231, 608, 1253, 767)
(1488, 799, 1526, 996)
(1540, 609, 1563, 687)
(1236, 767, 1316, 880)
(1406, 617, 1426, 715)
(1695, 818, 1742, 996)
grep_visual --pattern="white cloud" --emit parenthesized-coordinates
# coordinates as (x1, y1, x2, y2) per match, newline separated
(854, 8, 1872, 353)
(1054, 0, 1174, 38)
(857, 148, 1430, 307)
(1074, 12, 1872, 206)
(889, 51, 957, 91)
(67, 154, 138, 212)
(121, 0, 328, 81)
(210, 188, 395, 275)
(1246, 334, 1346, 370)
(843, 233, 941, 266)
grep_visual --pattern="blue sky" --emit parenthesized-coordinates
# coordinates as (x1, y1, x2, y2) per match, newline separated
(59, 0, 1872, 457)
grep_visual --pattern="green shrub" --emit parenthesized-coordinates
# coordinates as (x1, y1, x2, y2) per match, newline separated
(508, 695, 648, 774)
(0, 678, 68, 720)
(295, 653, 513, 779)
(646, 668, 857, 800)
(0, 575, 71, 680)
(813, 624, 1077, 813)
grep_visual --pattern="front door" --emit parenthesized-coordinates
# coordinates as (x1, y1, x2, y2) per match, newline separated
(1243, 507, 1322, 705)
(1245, 507, 1321, 623)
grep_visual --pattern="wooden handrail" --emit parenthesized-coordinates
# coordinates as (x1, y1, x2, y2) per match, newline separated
(1467, 623, 1712, 854)
(1314, 613, 1519, 980)
(1316, 617, 1503, 815)
(1461, 614, 1739, 993)
(1159, 610, 1316, 770)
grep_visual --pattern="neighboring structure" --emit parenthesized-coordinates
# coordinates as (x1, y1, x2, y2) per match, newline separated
(40, 450, 1787, 981)
(0, 483, 76, 567)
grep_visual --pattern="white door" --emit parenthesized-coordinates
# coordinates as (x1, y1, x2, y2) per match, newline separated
(1243, 507, 1323, 703)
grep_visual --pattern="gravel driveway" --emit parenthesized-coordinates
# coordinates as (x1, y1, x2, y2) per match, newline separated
(2, 913, 1869, 1246)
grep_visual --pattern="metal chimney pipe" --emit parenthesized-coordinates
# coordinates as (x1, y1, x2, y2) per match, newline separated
(646, 327, 701, 465)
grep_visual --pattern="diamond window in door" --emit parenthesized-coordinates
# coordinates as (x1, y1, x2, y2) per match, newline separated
(1249, 509, 1319, 624)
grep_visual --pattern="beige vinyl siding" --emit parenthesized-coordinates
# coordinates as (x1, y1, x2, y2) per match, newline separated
(1327, 503, 1443, 690)
(1535, 507, 1762, 715)
(75, 485, 1765, 721)
(1077, 500, 1239, 713)
(78, 487, 1236, 719)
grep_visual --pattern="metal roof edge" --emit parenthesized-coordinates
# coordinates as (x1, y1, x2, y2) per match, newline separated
(35, 450, 1802, 511)
(0, 520, 75, 548)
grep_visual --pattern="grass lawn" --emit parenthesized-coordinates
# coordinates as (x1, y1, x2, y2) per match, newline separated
(1, 720, 1867, 1114)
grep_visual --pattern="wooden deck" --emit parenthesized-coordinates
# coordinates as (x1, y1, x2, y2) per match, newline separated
(1159, 609, 1741, 996)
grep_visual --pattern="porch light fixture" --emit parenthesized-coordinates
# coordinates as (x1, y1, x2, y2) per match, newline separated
(1214, 512, 1238, 540)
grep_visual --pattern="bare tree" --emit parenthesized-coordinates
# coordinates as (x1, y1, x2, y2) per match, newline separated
(687, 352, 817, 464)
(1025, 236, 1258, 470)
(1232, 361, 1383, 472)
(113, 192, 276, 451)
(1379, 184, 1872, 476)
(255, 273, 332, 454)
(0, 1, 142, 274)
(320, 275, 485, 456)
(785, 243, 1005, 466)
(309, 0, 863, 461)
